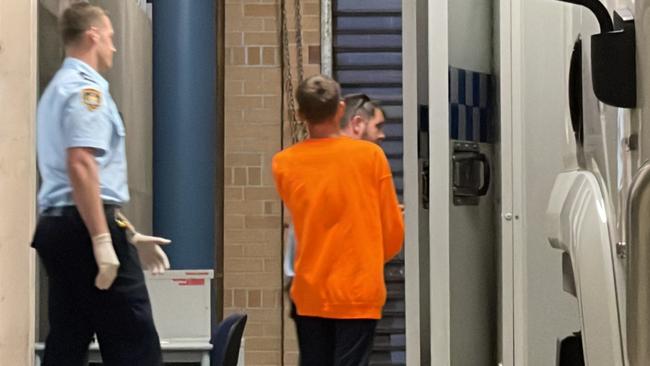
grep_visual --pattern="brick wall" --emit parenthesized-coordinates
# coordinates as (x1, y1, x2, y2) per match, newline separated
(223, 1, 320, 365)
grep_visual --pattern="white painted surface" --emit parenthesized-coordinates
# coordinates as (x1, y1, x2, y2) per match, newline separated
(509, 0, 582, 364)
(428, 0, 451, 364)
(547, 171, 624, 366)
(496, 0, 515, 364)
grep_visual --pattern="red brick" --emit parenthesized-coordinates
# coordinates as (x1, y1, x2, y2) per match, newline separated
(244, 32, 279, 46)
(248, 289, 262, 307)
(308, 45, 320, 64)
(247, 46, 261, 65)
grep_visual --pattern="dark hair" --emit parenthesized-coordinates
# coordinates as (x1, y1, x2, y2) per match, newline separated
(59, 3, 107, 47)
(341, 93, 381, 128)
(295, 75, 341, 124)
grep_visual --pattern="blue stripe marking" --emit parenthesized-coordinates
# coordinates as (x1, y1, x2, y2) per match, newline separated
(465, 105, 474, 141)
(479, 109, 487, 142)
(458, 69, 466, 105)
(480, 73, 488, 108)
(448, 68, 494, 143)
(449, 68, 459, 104)
(472, 73, 480, 108)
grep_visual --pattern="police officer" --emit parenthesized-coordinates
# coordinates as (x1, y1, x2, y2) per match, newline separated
(32, 3, 169, 365)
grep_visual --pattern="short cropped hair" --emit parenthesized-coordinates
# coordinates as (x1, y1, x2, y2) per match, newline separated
(341, 93, 381, 128)
(295, 75, 341, 124)
(59, 2, 108, 47)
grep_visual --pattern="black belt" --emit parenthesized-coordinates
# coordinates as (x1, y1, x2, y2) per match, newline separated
(41, 205, 120, 218)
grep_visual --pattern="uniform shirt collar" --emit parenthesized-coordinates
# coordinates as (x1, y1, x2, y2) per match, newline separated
(62, 57, 109, 90)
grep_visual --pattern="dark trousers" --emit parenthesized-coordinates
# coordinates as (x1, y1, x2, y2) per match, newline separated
(32, 207, 162, 366)
(293, 314, 377, 366)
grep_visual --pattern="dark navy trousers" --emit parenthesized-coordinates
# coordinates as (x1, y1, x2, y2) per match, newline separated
(32, 207, 162, 366)
(293, 314, 377, 366)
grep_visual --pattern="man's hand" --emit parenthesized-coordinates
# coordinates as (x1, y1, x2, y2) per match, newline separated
(92, 233, 120, 289)
(115, 212, 171, 274)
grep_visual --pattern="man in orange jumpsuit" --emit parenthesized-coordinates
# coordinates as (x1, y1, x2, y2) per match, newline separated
(273, 75, 404, 366)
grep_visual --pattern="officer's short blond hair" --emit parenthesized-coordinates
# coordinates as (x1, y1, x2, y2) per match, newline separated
(59, 2, 108, 46)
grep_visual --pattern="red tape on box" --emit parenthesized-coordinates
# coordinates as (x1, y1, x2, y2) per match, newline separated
(172, 278, 206, 286)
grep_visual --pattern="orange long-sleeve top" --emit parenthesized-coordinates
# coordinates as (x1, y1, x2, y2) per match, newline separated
(272, 136, 404, 319)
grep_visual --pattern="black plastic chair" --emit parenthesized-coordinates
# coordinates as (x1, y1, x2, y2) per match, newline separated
(210, 313, 248, 366)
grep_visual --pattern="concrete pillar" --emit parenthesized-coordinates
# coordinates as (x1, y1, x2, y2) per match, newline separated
(0, 0, 37, 364)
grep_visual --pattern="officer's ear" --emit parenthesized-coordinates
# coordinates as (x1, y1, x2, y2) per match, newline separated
(87, 26, 100, 44)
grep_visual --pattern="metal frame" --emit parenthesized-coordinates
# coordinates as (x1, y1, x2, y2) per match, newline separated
(320, 0, 333, 76)
(498, 0, 533, 363)
(630, 0, 650, 361)
(402, 0, 422, 364)
(626, 161, 650, 365)
(403, 0, 523, 363)
(214, 0, 226, 326)
(427, 0, 451, 364)
(497, 0, 517, 364)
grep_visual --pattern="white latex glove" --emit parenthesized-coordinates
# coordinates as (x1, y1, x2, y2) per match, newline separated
(130, 232, 171, 274)
(92, 233, 120, 290)
(115, 212, 171, 274)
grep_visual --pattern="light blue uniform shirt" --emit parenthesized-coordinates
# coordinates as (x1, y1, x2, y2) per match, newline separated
(37, 58, 129, 211)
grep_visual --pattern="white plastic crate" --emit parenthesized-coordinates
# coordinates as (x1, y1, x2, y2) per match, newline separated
(145, 270, 214, 342)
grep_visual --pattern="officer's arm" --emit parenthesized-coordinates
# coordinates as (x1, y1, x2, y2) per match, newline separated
(67, 146, 109, 236)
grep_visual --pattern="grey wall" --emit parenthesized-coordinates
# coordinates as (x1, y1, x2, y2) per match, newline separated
(447, 2, 496, 364)
(98, 0, 154, 233)
(449, 0, 493, 73)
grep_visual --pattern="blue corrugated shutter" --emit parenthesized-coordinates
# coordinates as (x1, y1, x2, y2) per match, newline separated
(333, 0, 403, 199)
(334, 2, 406, 365)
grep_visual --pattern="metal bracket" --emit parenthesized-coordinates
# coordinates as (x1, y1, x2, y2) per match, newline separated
(616, 241, 627, 258)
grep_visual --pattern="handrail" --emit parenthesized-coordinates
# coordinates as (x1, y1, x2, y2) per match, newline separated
(555, 0, 613, 33)
(626, 161, 650, 365)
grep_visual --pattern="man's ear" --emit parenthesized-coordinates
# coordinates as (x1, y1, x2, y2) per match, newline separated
(351, 115, 364, 134)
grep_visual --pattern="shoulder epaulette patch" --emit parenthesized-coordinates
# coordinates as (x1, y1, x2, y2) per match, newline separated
(81, 88, 101, 111)
(79, 72, 94, 83)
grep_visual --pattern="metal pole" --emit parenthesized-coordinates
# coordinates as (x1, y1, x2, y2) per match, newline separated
(153, 0, 217, 269)
(320, 0, 333, 76)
